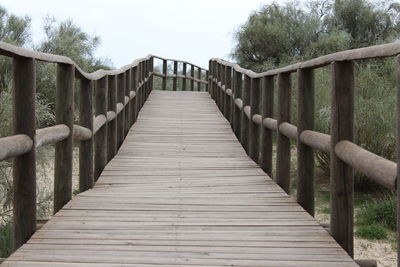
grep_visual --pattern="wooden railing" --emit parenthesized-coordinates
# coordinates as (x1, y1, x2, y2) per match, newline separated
(0, 41, 209, 252)
(152, 55, 208, 91)
(209, 42, 400, 266)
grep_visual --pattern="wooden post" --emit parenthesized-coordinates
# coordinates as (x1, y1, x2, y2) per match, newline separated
(205, 70, 209, 92)
(297, 68, 315, 216)
(79, 78, 94, 192)
(233, 70, 242, 140)
(260, 76, 274, 176)
(12, 57, 36, 250)
(182, 63, 187, 91)
(249, 77, 261, 163)
(330, 60, 354, 257)
(215, 62, 220, 106)
(190, 64, 195, 91)
(131, 67, 138, 125)
(54, 63, 74, 214)
(276, 72, 291, 194)
(124, 69, 131, 136)
(197, 67, 201, 91)
(173, 61, 177, 91)
(107, 75, 117, 162)
(162, 59, 167, 90)
(208, 61, 213, 98)
(94, 76, 108, 181)
(240, 74, 251, 153)
(224, 66, 232, 122)
(149, 57, 154, 92)
(117, 72, 125, 148)
(219, 64, 225, 114)
(396, 55, 400, 267)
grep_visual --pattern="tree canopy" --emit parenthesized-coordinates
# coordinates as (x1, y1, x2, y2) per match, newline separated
(232, 0, 400, 70)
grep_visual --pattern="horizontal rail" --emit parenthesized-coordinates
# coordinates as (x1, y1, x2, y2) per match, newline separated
(152, 55, 207, 72)
(335, 140, 396, 190)
(0, 134, 33, 161)
(212, 42, 400, 77)
(36, 124, 70, 148)
(73, 125, 92, 141)
(93, 114, 107, 135)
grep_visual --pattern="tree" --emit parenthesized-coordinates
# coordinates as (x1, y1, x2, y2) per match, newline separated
(232, 0, 400, 70)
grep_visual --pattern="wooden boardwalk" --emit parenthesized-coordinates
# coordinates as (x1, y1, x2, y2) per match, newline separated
(3, 90, 358, 266)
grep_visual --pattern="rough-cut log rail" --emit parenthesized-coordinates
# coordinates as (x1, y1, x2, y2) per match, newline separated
(2, 91, 358, 267)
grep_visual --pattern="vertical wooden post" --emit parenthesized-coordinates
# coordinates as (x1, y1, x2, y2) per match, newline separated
(220, 64, 226, 115)
(117, 72, 125, 148)
(260, 76, 274, 176)
(12, 57, 36, 250)
(162, 59, 167, 90)
(149, 57, 154, 92)
(249, 77, 261, 163)
(182, 63, 187, 91)
(79, 78, 94, 192)
(297, 68, 315, 216)
(190, 64, 195, 91)
(276, 72, 291, 194)
(94, 76, 108, 181)
(215, 63, 220, 106)
(233, 70, 242, 140)
(173, 61, 177, 91)
(139, 62, 144, 108)
(330, 60, 354, 257)
(396, 55, 400, 267)
(131, 67, 138, 125)
(124, 69, 131, 136)
(240, 74, 251, 153)
(208, 61, 213, 98)
(54, 63, 74, 213)
(205, 70, 209, 92)
(197, 67, 201, 91)
(107, 76, 117, 162)
(224, 66, 232, 122)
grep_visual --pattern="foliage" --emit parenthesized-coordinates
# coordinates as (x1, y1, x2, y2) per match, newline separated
(356, 198, 396, 231)
(355, 224, 388, 240)
(233, 0, 400, 190)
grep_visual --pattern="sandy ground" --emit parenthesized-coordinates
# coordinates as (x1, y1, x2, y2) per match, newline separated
(316, 212, 397, 267)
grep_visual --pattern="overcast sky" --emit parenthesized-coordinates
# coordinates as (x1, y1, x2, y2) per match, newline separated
(1, 0, 272, 69)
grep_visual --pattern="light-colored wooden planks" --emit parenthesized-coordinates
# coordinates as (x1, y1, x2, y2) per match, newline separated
(2, 90, 358, 266)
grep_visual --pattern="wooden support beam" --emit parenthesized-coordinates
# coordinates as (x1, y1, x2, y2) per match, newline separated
(117, 72, 125, 149)
(131, 67, 138, 125)
(182, 63, 187, 91)
(173, 61, 177, 91)
(276, 72, 291, 194)
(240, 75, 251, 153)
(233, 70, 242, 140)
(260, 76, 274, 176)
(79, 78, 94, 192)
(107, 75, 117, 162)
(12, 57, 36, 250)
(54, 63, 74, 214)
(330, 60, 354, 257)
(124, 69, 131, 136)
(197, 67, 201, 91)
(190, 64, 195, 91)
(162, 59, 167, 90)
(249, 77, 261, 163)
(297, 68, 315, 216)
(224, 66, 232, 122)
(94, 76, 108, 182)
(397, 55, 400, 267)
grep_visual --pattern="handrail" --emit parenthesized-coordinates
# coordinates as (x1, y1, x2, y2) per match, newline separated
(0, 40, 208, 253)
(208, 41, 400, 264)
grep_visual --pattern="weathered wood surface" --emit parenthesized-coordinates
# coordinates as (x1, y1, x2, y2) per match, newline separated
(3, 90, 357, 266)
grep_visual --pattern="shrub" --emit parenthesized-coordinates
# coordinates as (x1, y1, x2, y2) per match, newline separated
(356, 198, 396, 231)
(355, 224, 387, 240)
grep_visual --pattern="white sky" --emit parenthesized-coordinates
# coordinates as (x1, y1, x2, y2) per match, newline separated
(0, 0, 273, 69)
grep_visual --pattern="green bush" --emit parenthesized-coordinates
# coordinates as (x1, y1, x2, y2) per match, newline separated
(0, 222, 12, 257)
(355, 224, 387, 240)
(356, 198, 396, 231)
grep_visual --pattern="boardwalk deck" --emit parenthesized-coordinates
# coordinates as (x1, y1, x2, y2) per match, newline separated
(2, 90, 358, 266)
